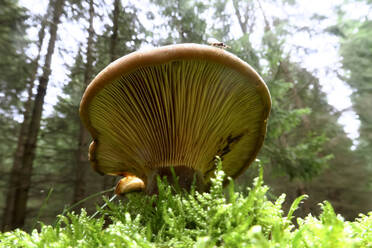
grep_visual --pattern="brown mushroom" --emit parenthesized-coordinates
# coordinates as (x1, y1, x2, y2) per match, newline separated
(79, 43, 271, 195)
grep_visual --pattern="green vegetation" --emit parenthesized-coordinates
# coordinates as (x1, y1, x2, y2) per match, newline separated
(1, 0, 371, 235)
(1, 160, 371, 248)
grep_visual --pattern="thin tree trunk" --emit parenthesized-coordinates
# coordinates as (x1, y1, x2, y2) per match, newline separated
(8, 0, 65, 230)
(73, 0, 95, 204)
(109, 0, 120, 62)
(1, 14, 47, 232)
(103, 0, 121, 190)
(73, 124, 90, 203)
(232, 0, 248, 34)
(256, 0, 270, 31)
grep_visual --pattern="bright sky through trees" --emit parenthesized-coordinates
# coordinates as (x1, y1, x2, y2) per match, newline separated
(20, 0, 365, 142)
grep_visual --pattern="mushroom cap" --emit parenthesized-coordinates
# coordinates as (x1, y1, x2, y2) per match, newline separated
(80, 43, 271, 182)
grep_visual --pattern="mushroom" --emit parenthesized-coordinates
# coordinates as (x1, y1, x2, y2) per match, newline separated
(79, 43, 271, 195)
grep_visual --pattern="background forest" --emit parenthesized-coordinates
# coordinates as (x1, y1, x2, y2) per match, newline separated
(0, 0, 371, 232)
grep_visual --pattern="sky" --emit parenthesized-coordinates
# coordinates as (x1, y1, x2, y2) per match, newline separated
(282, 0, 367, 143)
(19, 0, 366, 144)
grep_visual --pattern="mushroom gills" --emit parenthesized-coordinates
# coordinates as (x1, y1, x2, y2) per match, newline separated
(89, 59, 265, 182)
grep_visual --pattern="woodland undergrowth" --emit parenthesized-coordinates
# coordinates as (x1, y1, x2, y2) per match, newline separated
(1, 159, 371, 248)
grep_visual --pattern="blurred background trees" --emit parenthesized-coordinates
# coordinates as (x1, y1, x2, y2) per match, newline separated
(0, 0, 371, 231)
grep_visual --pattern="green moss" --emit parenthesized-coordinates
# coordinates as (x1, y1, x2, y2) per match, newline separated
(1, 161, 371, 248)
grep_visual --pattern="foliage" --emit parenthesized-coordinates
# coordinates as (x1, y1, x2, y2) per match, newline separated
(0, 0, 30, 114)
(151, 0, 207, 44)
(339, 18, 372, 175)
(0, 0, 30, 154)
(95, 1, 145, 71)
(0, 0, 32, 227)
(1, 162, 371, 248)
(258, 29, 334, 182)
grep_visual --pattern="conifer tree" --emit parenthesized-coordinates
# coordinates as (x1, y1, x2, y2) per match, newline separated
(73, 0, 95, 204)
(2, 0, 65, 230)
(151, 0, 207, 44)
(0, 0, 33, 231)
(1, 3, 48, 231)
(339, 19, 372, 172)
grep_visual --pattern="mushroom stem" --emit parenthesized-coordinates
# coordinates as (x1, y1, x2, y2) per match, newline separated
(145, 166, 207, 195)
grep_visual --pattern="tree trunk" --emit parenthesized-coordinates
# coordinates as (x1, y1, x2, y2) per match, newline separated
(1, 14, 47, 232)
(6, 0, 65, 230)
(109, 0, 120, 62)
(73, 0, 95, 204)
(102, 0, 121, 190)
(232, 0, 248, 34)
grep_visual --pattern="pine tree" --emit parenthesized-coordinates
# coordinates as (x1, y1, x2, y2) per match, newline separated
(1, 3, 48, 231)
(0, 0, 33, 231)
(73, 0, 95, 205)
(339, 19, 372, 171)
(2, 0, 66, 230)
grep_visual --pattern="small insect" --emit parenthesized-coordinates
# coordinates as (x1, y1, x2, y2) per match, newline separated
(207, 38, 230, 49)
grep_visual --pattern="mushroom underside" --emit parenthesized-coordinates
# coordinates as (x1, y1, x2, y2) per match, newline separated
(88, 59, 267, 189)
